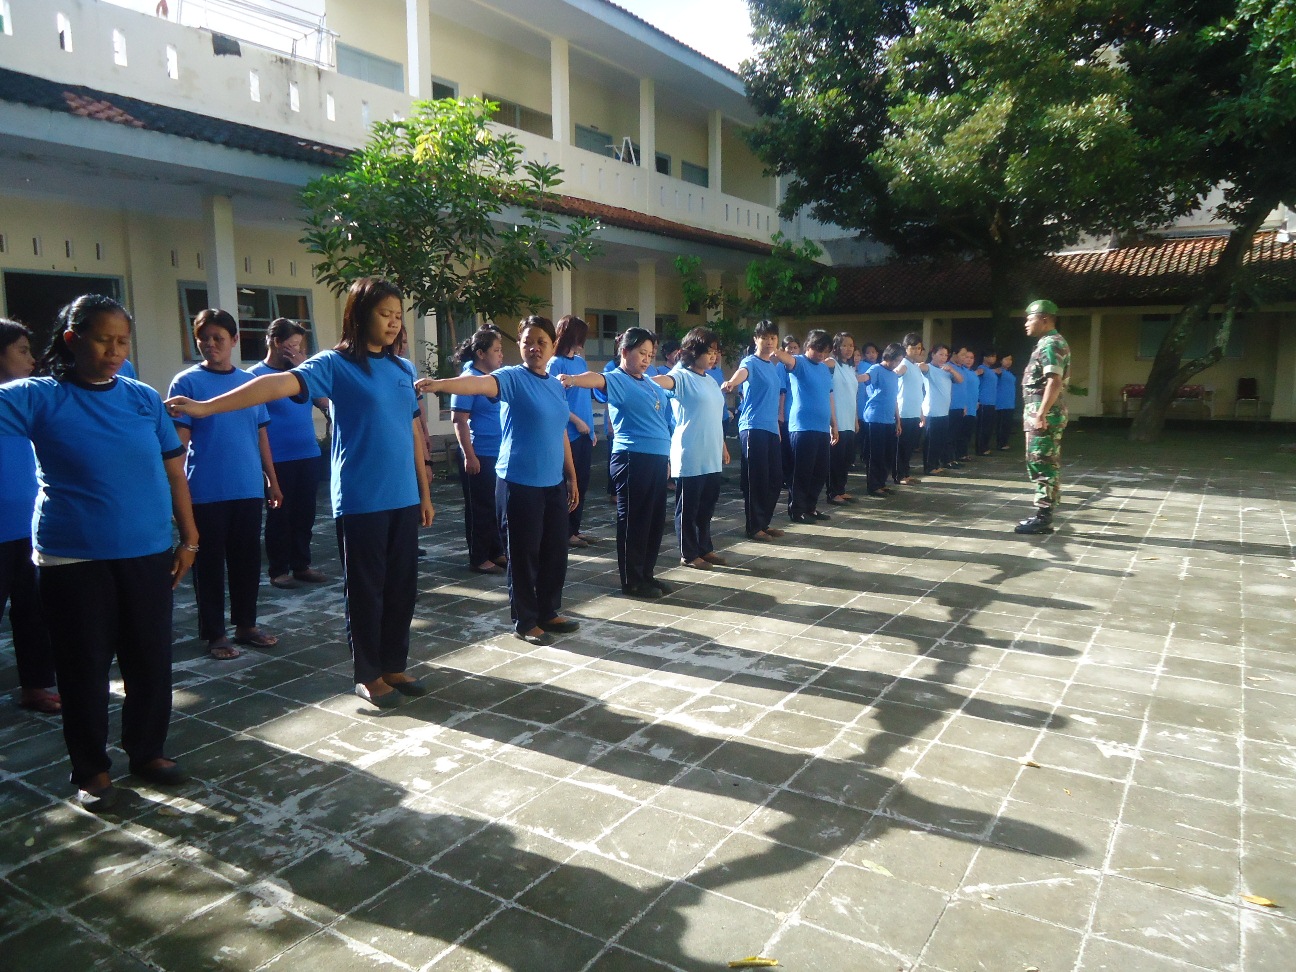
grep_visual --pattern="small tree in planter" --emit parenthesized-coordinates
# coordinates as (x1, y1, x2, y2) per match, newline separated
(301, 97, 601, 383)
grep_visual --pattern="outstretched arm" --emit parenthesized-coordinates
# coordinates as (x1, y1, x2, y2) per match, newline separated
(720, 366, 749, 394)
(771, 348, 797, 370)
(416, 374, 499, 397)
(558, 372, 608, 391)
(650, 374, 676, 391)
(166, 371, 301, 419)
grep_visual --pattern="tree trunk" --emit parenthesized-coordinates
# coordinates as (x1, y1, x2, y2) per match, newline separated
(1128, 205, 1271, 443)
(988, 245, 1025, 354)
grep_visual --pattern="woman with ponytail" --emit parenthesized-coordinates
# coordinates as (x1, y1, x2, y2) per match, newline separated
(449, 325, 507, 574)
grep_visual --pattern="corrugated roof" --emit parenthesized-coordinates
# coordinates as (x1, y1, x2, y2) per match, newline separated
(828, 233, 1296, 314)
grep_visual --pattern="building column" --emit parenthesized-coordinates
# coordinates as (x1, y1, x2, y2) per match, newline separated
(551, 268, 573, 318)
(922, 316, 935, 353)
(1087, 312, 1103, 417)
(202, 194, 240, 363)
(708, 110, 723, 194)
(639, 77, 655, 185)
(550, 37, 570, 144)
(122, 212, 168, 384)
(638, 260, 658, 333)
(405, 0, 432, 98)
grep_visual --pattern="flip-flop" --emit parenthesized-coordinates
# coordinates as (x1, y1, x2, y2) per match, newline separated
(234, 630, 278, 648)
(208, 642, 241, 660)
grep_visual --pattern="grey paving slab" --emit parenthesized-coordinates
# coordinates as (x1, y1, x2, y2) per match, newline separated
(1, 428, 1295, 970)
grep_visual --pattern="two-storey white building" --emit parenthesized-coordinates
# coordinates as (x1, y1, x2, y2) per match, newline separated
(0, 0, 779, 384)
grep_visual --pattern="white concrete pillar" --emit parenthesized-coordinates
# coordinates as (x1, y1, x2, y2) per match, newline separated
(551, 268, 573, 318)
(550, 37, 570, 144)
(638, 260, 658, 333)
(122, 212, 168, 386)
(202, 194, 240, 363)
(922, 316, 935, 353)
(708, 110, 723, 193)
(1087, 312, 1103, 417)
(1272, 338, 1296, 421)
(639, 77, 656, 182)
(406, 0, 432, 98)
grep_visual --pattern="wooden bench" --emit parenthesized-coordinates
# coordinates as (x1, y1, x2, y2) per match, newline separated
(1120, 384, 1213, 418)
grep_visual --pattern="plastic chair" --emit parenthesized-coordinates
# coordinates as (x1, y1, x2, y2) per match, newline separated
(1234, 377, 1261, 418)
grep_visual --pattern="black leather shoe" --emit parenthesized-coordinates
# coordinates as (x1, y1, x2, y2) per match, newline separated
(649, 578, 673, 595)
(789, 513, 814, 523)
(390, 679, 429, 696)
(624, 583, 663, 600)
(811, 511, 831, 520)
(539, 618, 580, 634)
(1014, 512, 1054, 534)
(77, 784, 121, 814)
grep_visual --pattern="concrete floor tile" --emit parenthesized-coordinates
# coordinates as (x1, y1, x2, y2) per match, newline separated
(136, 889, 320, 971)
(516, 850, 665, 939)
(1240, 909, 1296, 972)
(648, 768, 771, 828)
(1119, 785, 1241, 850)
(1, 913, 156, 970)
(911, 742, 1026, 795)
(959, 844, 1101, 929)
(1131, 752, 1242, 799)
(737, 788, 872, 858)
(799, 860, 948, 957)
(990, 800, 1116, 867)
(595, 805, 730, 880)
(688, 831, 833, 915)
(918, 899, 1083, 972)
(615, 881, 783, 968)
(1091, 875, 1241, 970)
(1077, 936, 1220, 971)
(1108, 823, 1240, 897)
(333, 871, 497, 967)
(431, 905, 604, 972)
(67, 859, 239, 948)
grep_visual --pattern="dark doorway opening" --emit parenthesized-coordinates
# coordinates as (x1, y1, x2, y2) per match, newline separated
(2, 272, 123, 359)
(950, 318, 995, 356)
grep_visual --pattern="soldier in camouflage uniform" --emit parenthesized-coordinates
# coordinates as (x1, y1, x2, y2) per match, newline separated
(1015, 299, 1070, 535)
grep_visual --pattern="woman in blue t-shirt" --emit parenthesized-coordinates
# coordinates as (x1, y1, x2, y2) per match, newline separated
(420, 316, 579, 645)
(0, 295, 199, 811)
(720, 320, 787, 542)
(859, 342, 905, 497)
(249, 318, 328, 590)
(995, 353, 1017, 450)
(0, 319, 58, 715)
(772, 329, 839, 524)
(654, 327, 730, 570)
(547, 315, 600, 549)
(558, 327, 674, 599)
(449, 325, 507, 575)
(166, 278, 434, 709)
(169, 309, 282, 660)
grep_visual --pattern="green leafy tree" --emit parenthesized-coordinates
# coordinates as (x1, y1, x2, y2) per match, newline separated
(743, 1, 1189, 349)
(1120, 0, 1296, 441)
(674, 233, 838, 354)
(300, 97, 599, 371)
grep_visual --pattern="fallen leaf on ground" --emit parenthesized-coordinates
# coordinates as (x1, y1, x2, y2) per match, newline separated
(1242, 895, 1279, 907)
(1019, 758, 1041, 768)
(728, 959, 779, 969)
(1064, 788, 1072, 795)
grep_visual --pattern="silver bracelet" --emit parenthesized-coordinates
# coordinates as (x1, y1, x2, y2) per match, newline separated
(180, 542, 199, 553)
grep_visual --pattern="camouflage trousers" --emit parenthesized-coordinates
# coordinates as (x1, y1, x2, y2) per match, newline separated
(1025, 428, 1063, 510)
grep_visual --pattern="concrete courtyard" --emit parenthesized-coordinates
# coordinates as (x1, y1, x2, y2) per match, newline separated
(0, 426, 1293, 971)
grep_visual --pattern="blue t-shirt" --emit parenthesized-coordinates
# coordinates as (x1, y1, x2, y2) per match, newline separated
(169, 366, 269, 504)
(449, 363, 503, 458)
(736, 354, 782, 435)
(248, 361, 321, 463)
(897, 360, 927, 419)
(604, 368, 673, 456)
(293, 350, 420, 516)
(0, 434, 38, 543)
(705, 366, 725, 387)
(118, 358, 137, 380)
(668, 366, 725, 478)
(547, 353, 595, 442)
(956, 364, 979, 415)
(0, 376, 183, 559)
(862, 364, 900, 424)
(493, 364, 570, 487)
(977, 364, 999, 406)
(924, 364, 953, 418)
(779, 362, 791, 421)
(996, 368, 1017, 410)
(786, 355, 833, 434)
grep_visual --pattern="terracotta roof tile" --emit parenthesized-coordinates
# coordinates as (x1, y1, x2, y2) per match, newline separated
(829, 232, 1296, 313)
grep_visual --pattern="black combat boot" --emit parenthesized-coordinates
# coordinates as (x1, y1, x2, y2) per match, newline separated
(1014, 508, 1054, 534)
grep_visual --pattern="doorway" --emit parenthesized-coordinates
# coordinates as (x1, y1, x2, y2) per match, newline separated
(2, 272, 124, 359)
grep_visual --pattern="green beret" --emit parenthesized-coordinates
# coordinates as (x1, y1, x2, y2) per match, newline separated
(1025, 299, 1058, 316)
